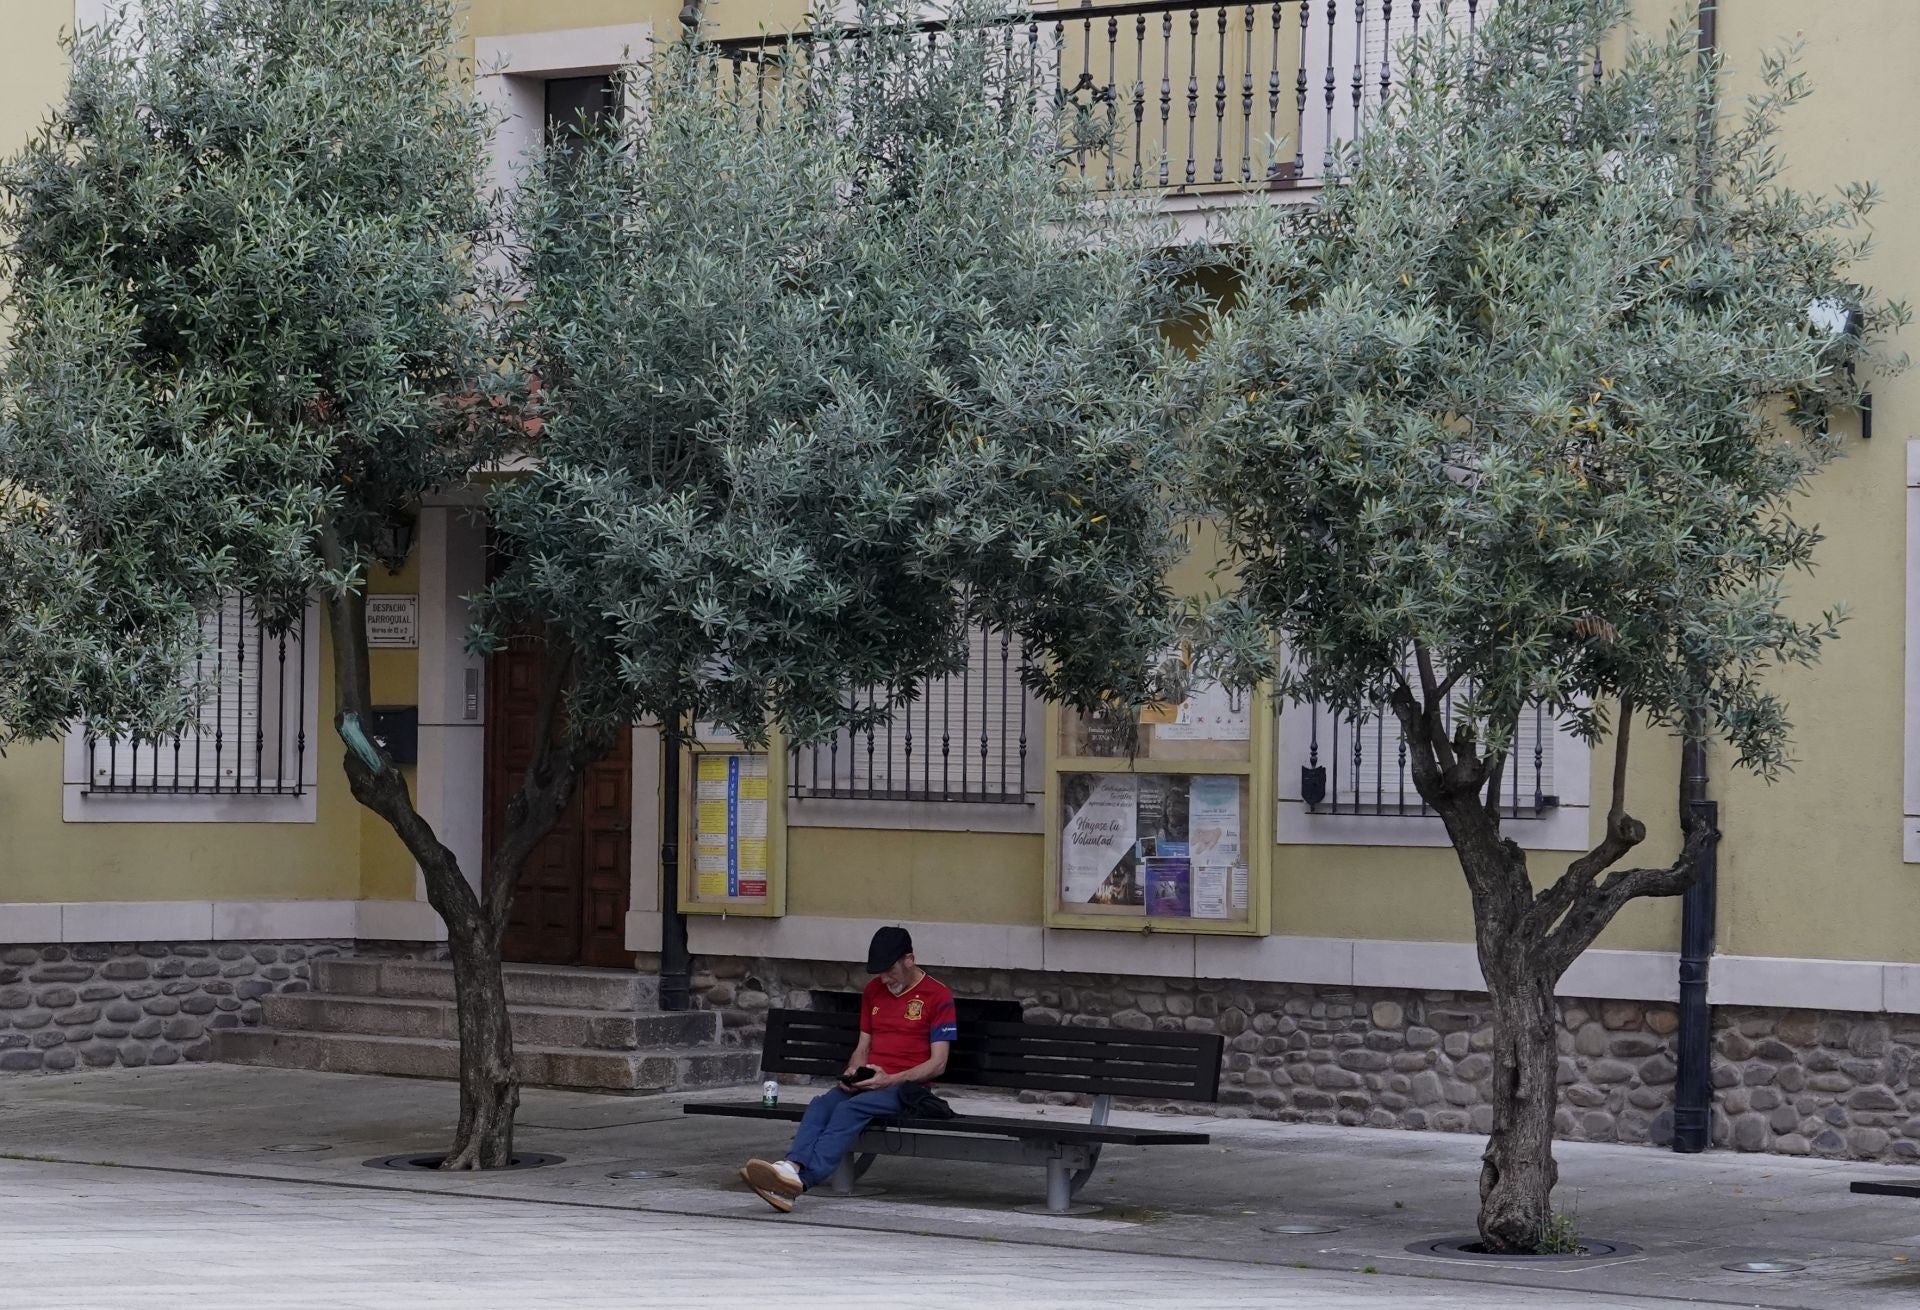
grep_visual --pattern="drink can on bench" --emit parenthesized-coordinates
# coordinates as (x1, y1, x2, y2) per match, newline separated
(762, 1080, 779, 1108)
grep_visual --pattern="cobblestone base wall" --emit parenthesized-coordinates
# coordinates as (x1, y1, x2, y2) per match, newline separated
(0, 939, 430, 1074)
(684, 953, 1920, 1163)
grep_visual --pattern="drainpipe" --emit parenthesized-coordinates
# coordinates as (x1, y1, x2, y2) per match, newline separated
(1672, 727, 1720, 1153)
(1672, 3, 1722, 1157)
(658, 715, 692, 1012)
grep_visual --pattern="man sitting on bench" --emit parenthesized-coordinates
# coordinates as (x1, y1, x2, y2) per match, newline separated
(741, 926, 957, 1212)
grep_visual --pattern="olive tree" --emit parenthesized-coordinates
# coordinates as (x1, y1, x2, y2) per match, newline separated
(1189, 0, 1904, 1251)
(469, 0, 1191, 1160)
(12, 0, 1187, 1169)
(1, 0, 518, 1166)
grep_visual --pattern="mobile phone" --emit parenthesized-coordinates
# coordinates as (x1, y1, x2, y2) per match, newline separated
(840, 1065, 877, 1086)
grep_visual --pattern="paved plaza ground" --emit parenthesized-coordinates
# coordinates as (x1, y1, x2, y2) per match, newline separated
(3, 1065, 1920, 1307)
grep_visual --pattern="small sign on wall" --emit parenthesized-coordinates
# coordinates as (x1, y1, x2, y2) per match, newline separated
(366, 595, 419, 649)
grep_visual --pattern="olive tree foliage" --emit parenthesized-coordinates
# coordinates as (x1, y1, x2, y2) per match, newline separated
(2, 0, 520, 1165)
(1188, 0, 1904, 1251)
(477, 0, 1193, 752)
(0, 3, 346, 750)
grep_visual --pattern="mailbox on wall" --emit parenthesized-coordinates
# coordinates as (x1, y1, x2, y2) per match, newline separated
(368, 706, 419, 766)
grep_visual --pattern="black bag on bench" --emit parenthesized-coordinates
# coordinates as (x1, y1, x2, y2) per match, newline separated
(897, 1081, 956, 1121)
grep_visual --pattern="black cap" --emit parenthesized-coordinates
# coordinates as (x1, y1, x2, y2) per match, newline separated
(865, 925, 913, 974)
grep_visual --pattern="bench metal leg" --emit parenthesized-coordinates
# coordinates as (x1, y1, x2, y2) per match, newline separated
(1067, 1144, 1103, 1199)
(1066, 1094, 1111, 1201)
(1045, 1157, 1073, 1213)
(826, 1153, 879, 1197)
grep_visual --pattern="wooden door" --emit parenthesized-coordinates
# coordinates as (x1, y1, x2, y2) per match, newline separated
(486, 641, 633, 967)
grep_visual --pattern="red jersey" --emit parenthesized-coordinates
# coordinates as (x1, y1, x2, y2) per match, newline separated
(860, 973, 958, 1078)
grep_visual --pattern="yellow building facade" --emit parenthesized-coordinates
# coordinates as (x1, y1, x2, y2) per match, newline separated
(3, 0, 1916, 1160)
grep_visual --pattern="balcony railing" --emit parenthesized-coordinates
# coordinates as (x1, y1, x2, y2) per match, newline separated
(789, 629, 1032, 804)
(713, 1, 1502, 195)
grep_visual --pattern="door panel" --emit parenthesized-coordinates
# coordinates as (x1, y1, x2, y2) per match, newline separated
(486, 640, 632, 967)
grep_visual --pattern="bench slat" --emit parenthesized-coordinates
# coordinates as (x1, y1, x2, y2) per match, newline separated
(683, 1101, 1211, 1146)
(1851, 1180, 1920, 1198)
(759, 1007, 1223, 1102)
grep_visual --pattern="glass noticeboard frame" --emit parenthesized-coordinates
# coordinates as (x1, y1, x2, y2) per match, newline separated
(677, 737, 787, 919)
(1044, 684, 1271, 937)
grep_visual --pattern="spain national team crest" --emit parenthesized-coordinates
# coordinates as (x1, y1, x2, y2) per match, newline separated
(905, 998, 925, 1021)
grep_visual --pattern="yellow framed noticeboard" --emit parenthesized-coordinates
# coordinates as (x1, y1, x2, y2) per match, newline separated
(677, 741, 787, 918)
(1044, 676, 1271, 936)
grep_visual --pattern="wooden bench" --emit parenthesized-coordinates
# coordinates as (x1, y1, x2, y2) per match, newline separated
(684, 1007, 1223, 1212)
(1851, 1179, 1920, 1199)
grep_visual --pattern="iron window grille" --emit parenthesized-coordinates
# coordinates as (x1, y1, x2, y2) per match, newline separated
(83, 595, 310, 797)
(789, 628, 1032, 805)
(1299, 691, 1558, 820)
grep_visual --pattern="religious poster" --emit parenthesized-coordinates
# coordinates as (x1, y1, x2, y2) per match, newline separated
(1134, 774, 1190, 859)
(1145, 856, 1191, 917)
(1187, 775, 1242, 868)
(1061, 773, 1140, 906)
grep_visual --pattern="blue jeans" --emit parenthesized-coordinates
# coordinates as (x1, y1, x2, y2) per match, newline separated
(784, 1085, 908, 1188)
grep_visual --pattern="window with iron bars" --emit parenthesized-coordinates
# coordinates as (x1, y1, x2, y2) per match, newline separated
(788, 628, 1032, 805)
(1297, 691, 1558, 820)
(82, 594, 311, 797)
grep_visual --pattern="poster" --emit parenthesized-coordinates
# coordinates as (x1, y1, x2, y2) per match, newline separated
(1156, 678, 1251, 741)
(693, 753, 769, 900)
(1061, 774, 1139, 905)
(1134, 774, 1189, 859)
(1187, 775, 1242, 867)
(1191, 864, 1229, 919)
(1145, 856, 1191, 917)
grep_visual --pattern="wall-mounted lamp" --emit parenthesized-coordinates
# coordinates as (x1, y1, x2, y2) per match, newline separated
(374, 513, 416, 575)
(1808, 296, 1874, 440)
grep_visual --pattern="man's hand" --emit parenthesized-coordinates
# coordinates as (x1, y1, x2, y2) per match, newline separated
(850, 1069, 896, 1090)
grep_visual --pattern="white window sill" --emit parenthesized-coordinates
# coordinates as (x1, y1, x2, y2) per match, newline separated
(62, 785, 318, 825)
(785, 794, 1042, 835)
(1275, 799, 1592, 851)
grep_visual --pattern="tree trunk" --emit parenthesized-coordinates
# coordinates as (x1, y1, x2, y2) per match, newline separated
(316, 526, 582, 1172)
(1477, 955, 1562, 1253)
(442, 918, 518, 1169)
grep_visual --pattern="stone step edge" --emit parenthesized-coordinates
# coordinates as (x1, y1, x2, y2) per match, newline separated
(321, 959, 656, 981)
(267, 992, 706, 1022)
(224, 1026, 747, 1062)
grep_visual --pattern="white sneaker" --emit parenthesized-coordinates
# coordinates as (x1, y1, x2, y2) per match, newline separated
(773, 1160, 803, 1189)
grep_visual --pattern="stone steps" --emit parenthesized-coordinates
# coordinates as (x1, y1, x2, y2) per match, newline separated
(216, 1027, 760, 1092)
(212, 956, 747, 1094)
(257, 993, 719, 1050)
(312, 959, 658, 1011)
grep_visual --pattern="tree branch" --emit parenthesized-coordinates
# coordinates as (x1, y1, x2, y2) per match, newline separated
(1538, 817, 1713, 980)
(1413, 643, 1458, 773)
(1523, 697, 1645, 944)
(317, 522, 478, 938)
(1608, 695, 1634, 827)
